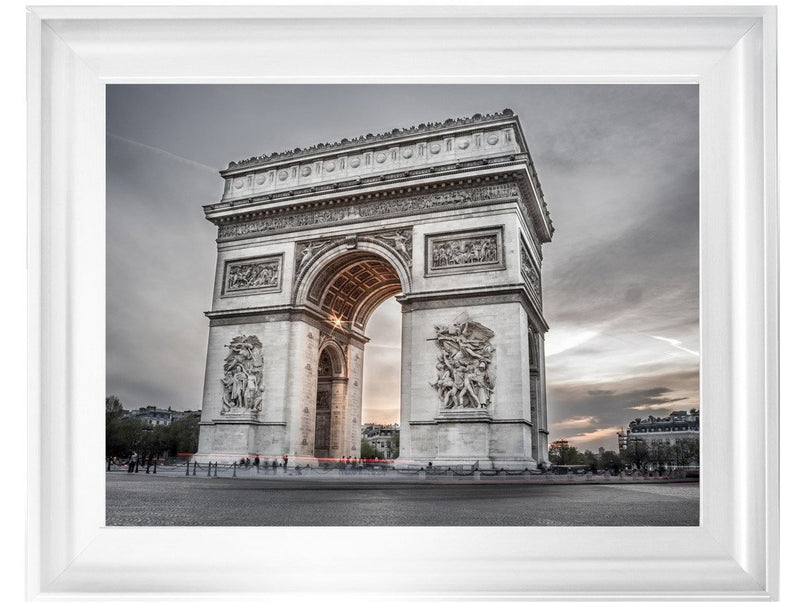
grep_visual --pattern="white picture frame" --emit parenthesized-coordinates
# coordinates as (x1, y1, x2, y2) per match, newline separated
(27, 5, 778, 601)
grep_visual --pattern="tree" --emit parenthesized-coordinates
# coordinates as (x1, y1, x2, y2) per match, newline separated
(106, 414, 146, 458)
(106, 395, 123, 415)
(622, 437, 649, 469)
(360, 438, 376, 459)
(599, 450, 621, 472)
(669, 437, 699, 466)
(548, 439, 585, 465)
(582, 450, 600, 471)
(647, 440, 672, 467)
(389, 430, 400, 459)
(105, 396, 200, 459)
(164, 415, 200, 457)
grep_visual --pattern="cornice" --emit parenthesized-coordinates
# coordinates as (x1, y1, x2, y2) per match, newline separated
(209, 113, 554, 237)
(207, 166, 552, 244)
(222, 109, 517, 174)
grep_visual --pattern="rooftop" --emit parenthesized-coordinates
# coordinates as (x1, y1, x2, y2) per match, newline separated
(223, 109, 518, 173)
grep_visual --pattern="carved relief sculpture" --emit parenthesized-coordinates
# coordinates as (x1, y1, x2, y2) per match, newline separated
(221, 335, 265, 414)
(430, 316, 496, 409)
(520, 245, 542, 304)
(223, 256, 281, 295)
(431, 235, 498, 268)
(218, 183, 520, 240)
(296, 240, 329, 274)
(426, 227, 504, 275)
(374, 230, 413, 265)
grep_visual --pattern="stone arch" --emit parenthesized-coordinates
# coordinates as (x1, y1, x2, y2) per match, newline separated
(318, 339, 347, 378)
(295, 239, 410, 331)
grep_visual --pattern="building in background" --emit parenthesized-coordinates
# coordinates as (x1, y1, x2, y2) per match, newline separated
(361, 423, 400, 459)
(618, 409, 700, 467)
(624, 409, 699, 445)
(125, 406, 202, 427)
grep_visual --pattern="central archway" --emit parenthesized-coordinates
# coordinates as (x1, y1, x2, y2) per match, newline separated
(300, 245, 406, 461)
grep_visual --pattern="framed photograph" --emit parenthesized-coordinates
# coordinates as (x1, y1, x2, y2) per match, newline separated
(27, 5, 778, 600)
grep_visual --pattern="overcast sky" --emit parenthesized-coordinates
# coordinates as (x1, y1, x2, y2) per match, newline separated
(107, 84, 699, 452)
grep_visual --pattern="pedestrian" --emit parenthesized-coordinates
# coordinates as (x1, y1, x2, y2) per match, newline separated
(282, 455, 288, 472)
(255, 455, 260, 472)
(128, 451, 137, 473)
(272, 459, 278, 474)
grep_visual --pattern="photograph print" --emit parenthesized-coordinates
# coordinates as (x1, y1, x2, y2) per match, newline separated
(105, 84, 699, 526)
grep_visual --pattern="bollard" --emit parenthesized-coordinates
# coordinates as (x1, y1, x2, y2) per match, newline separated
(232, 462, 237, 477)
(146, 460, 150, 474)
(418, 468, 425, 480)
(473, 469, 480, 481)
(107, 458, 111, 472)
(214, 462, 218, 477)
(185, 459, 190, 476)
(192, 461, 197, 476)
(207, 462, 212, 477)
(153, 459, 157, 474)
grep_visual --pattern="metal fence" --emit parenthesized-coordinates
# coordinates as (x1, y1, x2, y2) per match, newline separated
(106, 458, 699, 482)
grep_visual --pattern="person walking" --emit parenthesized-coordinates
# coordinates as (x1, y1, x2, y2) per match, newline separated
(282, 455, 288, 472)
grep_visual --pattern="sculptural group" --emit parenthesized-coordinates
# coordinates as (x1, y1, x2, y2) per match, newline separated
(430, 317, 496, 409)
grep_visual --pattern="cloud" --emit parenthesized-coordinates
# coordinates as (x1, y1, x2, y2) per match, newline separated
(106, 84, 699, 453)
(570, 427, 624, 450)
(547, 369, 699, 449)
(650, 336, 700, 357)
(552, 416, 598, 429)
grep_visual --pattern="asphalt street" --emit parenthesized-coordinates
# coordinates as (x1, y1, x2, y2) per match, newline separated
(106, 473, 699, 526)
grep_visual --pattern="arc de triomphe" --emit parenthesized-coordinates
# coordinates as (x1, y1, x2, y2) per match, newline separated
(194, 109, 554, 469)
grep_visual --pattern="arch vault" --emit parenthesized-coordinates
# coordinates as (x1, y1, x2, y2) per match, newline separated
(195, 109, 554, 469)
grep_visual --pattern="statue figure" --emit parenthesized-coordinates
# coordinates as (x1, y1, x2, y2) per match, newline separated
(297, 241, 327, 272)
(378, 230, 412, 261)
(430, 315, 495, 410)
(221, 335, 265, 413)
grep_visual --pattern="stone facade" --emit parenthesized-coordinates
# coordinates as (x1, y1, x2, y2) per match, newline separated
(623, 409, 700, 447)
(195, 109, 553, 469)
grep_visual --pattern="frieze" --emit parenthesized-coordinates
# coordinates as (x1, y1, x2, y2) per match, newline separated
(218, 182, 519, 241)
(430, 315, 496, 410)
(222, 254, 282, 296)
(425, 226, 504, 276)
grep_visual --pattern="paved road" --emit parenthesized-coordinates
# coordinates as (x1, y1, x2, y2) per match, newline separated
(106, 473, 699, 527)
